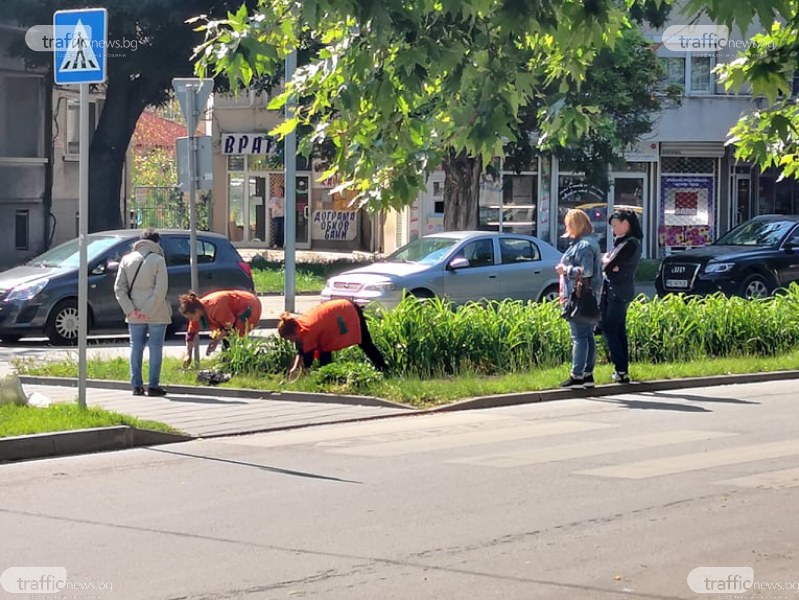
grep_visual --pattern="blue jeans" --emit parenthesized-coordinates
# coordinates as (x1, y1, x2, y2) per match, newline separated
(602, 297, 631, 374)
(129, 323, 167, 389)
(568, 320, 596, 378)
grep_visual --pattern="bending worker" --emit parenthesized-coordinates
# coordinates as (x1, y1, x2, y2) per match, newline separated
(179, 290, 262, 367)
(277, 299, 387, 380)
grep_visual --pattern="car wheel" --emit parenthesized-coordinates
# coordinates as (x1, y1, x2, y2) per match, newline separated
(45, 299, 83, 345)
(410, 288, 435, 299)
(0, 334, 22, 344)
(739, 274, 773, 300)
(539, 284, 560, 303)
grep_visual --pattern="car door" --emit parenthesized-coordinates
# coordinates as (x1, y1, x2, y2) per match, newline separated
(496, 238, 546, 301)
(775, 225, 799, 287)
(88, 240, 132, 327)
(443, 237, 500, 303)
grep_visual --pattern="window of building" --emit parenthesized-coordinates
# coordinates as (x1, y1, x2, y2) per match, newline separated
(15, 210, 29, 251)
(0, 76, 43, 158)
(65, 98, 102, 157)
(479, 158, 539, 237)
(658, 55, 715, 94)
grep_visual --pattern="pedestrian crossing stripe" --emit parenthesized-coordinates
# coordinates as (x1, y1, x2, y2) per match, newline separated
(329, 420, 617, 457)
(447, 430, 737, 468)
(713, 466, 799, 490)
(575, 439, 799, 480)
(59, 20, 100, 72)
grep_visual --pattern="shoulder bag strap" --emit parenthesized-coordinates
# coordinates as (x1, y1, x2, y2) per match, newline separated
(127, 255, 148, 294)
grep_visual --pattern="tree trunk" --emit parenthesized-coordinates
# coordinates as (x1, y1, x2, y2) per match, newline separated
(88, 75, 148, 232)
(442, 149, 482, 231)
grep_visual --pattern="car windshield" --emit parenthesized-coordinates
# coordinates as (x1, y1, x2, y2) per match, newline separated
(28, 236, 124, 268)
(715, 220, 795, 247)
(387, 237, 459, 264)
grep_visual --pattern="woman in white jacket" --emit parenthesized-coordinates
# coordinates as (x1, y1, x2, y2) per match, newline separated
(114, 229, 171, 396)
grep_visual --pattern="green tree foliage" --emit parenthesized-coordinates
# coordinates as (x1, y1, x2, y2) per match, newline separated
(196, 0, 671, 229)
(132, 147, 177, 189)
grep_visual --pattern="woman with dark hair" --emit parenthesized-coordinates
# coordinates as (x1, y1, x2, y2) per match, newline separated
(601, 209, 643, 383)
(178, 290, 262, 367)
(114, 228, 171, 396)
(277, 299, 386, 380)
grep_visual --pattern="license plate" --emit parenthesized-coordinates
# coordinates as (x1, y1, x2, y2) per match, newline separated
(665, 279, 689, 289)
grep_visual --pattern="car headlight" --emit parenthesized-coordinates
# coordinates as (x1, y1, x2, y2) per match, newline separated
(703, 262, 735, 274)
(363, 282, 397, 292)
(5, 279, 49, 302)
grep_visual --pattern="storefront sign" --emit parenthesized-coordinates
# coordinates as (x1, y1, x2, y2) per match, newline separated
(312, 210, 358, 241)
(624, 140, 659, 162)
(660, 175, 714, 248)
(221, 133, 276, 155)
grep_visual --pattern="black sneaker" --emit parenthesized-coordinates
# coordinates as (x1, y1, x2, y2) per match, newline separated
(612, 371, 631, 384)
(560, 376, 584, 389)
(147, 386, 168, 397)
(132, 386, 145, 396)
(582, 374, 595, 388)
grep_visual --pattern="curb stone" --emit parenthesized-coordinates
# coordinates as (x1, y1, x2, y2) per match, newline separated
(427, 369, 799, 412)
(0, 426, 192, 463)
(16, 375, 413, 410)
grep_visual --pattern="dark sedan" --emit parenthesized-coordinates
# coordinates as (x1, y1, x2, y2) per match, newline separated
(0, 230, 254, 344)
(656, 215, 799, 299)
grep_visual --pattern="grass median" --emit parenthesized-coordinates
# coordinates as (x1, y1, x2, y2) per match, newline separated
(0, 403, 178, 438)
(13, 351, 799, 409)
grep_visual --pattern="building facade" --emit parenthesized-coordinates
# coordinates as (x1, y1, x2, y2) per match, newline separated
(384, 14, 794, 259)
(209, 90, 380, 253)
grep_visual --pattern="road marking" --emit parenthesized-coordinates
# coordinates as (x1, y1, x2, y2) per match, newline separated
(329, 421, 617, 457)
(214, 413, 518, 449)
(448, 430, 737, 468)
(713, 467, 799, 490)
(575, 439, 799, 479)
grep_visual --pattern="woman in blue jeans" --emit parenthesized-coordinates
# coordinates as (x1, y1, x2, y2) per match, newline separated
(601, 209, 643, 383)
(114, 229, 172, 396)
(556, 209, 603, 389)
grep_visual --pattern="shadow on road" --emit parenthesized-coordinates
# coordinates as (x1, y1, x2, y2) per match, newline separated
(144, 447, 362, 484)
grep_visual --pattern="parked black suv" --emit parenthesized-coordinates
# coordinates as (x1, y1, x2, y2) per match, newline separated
(656, 215, 799, 299)
(0, 230, 255, 344)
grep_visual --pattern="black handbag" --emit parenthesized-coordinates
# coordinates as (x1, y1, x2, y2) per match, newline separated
(562, 276, 601, 323)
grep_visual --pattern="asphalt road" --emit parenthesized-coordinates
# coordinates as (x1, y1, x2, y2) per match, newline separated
(2, 378, 797, 599)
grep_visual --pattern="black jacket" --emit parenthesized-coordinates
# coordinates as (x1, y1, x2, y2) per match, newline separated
(603, 235, 642, 302)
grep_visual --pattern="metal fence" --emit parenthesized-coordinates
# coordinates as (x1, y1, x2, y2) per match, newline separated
(130, 186, 211, 231)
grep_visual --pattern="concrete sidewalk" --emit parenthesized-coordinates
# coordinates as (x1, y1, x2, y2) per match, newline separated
(20, 382, 414, 438)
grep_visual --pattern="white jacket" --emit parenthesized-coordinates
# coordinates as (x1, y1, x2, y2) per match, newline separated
(114, 239, 172, 325)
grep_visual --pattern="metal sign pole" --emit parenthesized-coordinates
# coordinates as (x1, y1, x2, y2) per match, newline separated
(186, 85, 200, 365)
(284, 49, 297, 313)
(77, 82, 89, 409)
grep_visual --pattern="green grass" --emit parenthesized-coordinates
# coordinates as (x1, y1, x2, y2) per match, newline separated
(0, 403, 178, 438)
(251, 259, 368, 294)
(14, 350, 799, 409)
(635, 258, 660, 281)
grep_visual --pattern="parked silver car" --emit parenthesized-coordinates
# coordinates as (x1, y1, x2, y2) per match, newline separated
(0, 230, 255, 344)
(321, 231, 562, 309)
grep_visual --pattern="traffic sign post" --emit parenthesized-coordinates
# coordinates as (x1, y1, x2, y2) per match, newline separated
(173, 78, 212, 365)
(54, 8, 107, 410)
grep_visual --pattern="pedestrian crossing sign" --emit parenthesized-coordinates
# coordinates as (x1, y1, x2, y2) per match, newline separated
(53, 8, 107, 85)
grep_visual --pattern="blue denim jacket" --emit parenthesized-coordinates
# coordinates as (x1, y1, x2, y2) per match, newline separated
(559, 235, 603, 301)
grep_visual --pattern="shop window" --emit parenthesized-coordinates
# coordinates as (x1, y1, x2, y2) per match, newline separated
(661, 156, 715, 174)
(15, 209, 29, 251)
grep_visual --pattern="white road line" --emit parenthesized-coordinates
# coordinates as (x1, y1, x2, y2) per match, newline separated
(713, 467, 799, 490)
(575, 439, 799, 479)
(330, 421, 618, 457)
(448, 430, 737, 468)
